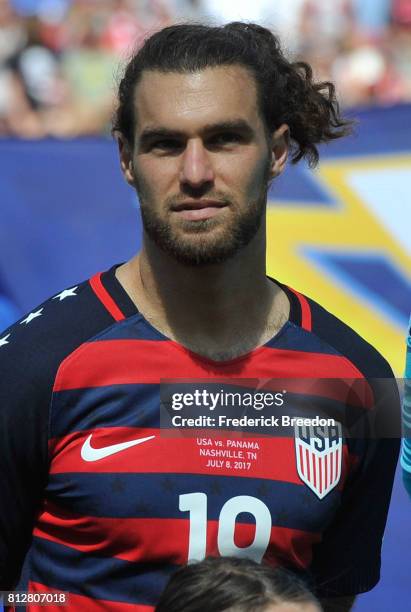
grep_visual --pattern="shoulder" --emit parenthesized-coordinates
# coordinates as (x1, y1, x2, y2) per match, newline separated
(0, 276, 117, 386)
(302, 292, 400, 435)
(0, 272, 123, 489)
(291, 287, 395, 379)
(0, 272, 122, 439)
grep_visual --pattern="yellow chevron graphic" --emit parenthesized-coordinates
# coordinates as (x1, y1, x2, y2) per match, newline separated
(266, 154, 411, 373)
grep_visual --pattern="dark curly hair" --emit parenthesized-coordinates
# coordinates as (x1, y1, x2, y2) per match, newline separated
(155, 556, 322, 612)
(113, 22, 352, 168)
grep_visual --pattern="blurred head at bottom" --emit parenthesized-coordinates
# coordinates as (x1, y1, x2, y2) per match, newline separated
(155, 556, 322, 612)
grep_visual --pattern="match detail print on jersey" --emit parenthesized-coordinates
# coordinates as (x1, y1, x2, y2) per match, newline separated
(294, 424, 342, 499)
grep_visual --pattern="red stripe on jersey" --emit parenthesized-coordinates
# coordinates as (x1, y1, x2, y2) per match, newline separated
(53, 339, 367, 392)
(48, 426, 350, 488)
(89, 272, 126, 322)
(319, 456, 323, 495)
(286, 287, 312, 331)
(33, 515, 319, 569)
(27, 581, 153, 611)
(305, 448, 311, 482)
(325, 454, 329, 491)
(299, 445, 304, 479)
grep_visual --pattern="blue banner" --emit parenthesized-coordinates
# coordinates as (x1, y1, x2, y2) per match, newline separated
(1, 104, 410, 612)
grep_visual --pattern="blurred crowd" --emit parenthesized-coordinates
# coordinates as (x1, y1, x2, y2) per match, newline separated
(1, 0, 411, 138)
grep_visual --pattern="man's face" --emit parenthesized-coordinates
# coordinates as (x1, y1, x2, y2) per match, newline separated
(121, 66, 287, 266)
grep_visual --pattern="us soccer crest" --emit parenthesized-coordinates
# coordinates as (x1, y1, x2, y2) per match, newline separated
(295, 423, 342, 499)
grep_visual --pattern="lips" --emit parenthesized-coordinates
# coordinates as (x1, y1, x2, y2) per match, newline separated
(171, 200, 227, 221)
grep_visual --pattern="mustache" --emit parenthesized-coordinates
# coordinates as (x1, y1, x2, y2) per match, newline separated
(166, 193, 233, 207)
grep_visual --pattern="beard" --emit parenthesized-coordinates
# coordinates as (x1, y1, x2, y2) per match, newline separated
(139, 196, 266, 266)
(136, 162, 271, 267)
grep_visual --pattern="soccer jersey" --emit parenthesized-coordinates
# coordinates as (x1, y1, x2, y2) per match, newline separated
(0, 265, 400, 610)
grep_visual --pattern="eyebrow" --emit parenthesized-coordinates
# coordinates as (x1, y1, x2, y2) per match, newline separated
(138, 119, 254, 147)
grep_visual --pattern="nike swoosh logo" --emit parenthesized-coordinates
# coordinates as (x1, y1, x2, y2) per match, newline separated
(81, 434, 155, 462)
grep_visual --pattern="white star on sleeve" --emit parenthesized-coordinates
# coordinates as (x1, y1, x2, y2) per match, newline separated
(0, 333, 10, 347)
(20, 308, 43, 325)
(52, 286, 78, 301)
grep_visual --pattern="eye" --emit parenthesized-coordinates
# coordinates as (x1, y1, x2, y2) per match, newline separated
(151, 139, 183, 152)
(209, 132, 243, 147)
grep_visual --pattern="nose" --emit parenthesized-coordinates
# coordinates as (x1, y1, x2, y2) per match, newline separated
(179, 138, 214, 188)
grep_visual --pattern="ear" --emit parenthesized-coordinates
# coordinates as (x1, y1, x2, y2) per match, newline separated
(269, 123, 289, 179)
(116, 131, 135, 186)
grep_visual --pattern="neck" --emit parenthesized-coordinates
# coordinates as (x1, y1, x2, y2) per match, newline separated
(116, 224, 290, 360)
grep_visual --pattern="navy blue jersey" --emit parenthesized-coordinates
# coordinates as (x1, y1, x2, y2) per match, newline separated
(0, 265, 400, 610)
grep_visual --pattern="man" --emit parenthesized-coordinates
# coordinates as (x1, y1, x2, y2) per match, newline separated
(0, 22, 399, 612)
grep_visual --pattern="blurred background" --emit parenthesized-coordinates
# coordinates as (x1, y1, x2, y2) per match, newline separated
(1, 0, 411, 137)
(0, 1, 410, 610)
